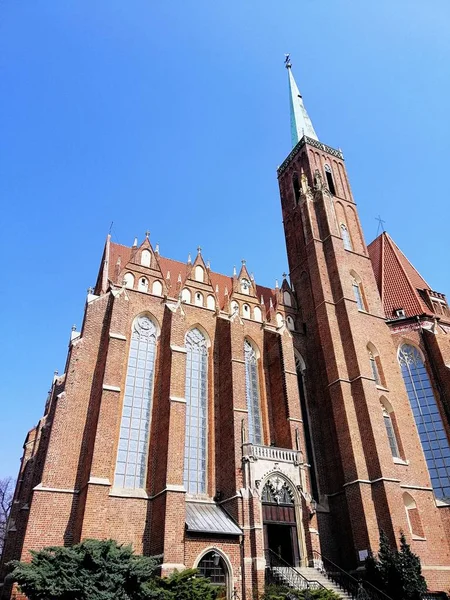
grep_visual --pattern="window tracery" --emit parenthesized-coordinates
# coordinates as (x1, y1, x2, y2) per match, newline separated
(114, 315, 157, 489)
(184, 328, 208, 494)
(244, 339, 262, 445)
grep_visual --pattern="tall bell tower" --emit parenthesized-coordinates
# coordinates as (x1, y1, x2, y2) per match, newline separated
(278, 56, 450, 569)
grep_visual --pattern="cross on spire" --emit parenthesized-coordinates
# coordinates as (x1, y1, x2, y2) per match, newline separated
(376, 215, 386, 236)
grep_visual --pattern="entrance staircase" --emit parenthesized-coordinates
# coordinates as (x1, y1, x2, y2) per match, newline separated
(265, 549, 394, 600)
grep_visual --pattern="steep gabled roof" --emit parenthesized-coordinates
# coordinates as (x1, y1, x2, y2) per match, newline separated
(368, 232, 431, 319)
(103, 241, 279, 314)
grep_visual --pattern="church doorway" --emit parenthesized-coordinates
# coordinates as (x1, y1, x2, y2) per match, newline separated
(262, 477, 300, 567)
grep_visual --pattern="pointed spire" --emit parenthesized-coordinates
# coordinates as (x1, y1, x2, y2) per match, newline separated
(233, 265, 237, 277)
(285, 54, 318, 147)
(187, 253, 192, 265)
(155, 242, 160, 255)
(132, 237, 138, 248)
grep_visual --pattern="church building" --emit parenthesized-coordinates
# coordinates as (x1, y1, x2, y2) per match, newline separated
(2, 58, 450, 599)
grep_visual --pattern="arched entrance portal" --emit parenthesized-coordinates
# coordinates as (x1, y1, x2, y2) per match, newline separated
(197, 550, 229, 599)
(262, 477, 300, 566)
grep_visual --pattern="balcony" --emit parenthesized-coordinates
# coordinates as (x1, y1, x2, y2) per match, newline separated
(242, 443, 302, 465)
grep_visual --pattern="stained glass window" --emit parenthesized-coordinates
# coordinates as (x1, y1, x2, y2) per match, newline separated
(114, 315, 157, 489)
(245, 339, 262, 444)
(184, 328, 208, 494)
(399, 344, 450, 499)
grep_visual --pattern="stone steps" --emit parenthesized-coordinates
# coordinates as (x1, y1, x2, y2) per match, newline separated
(297, 567, 355, 599)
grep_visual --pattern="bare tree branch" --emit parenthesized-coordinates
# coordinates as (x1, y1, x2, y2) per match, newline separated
(0, 477, 15, 554)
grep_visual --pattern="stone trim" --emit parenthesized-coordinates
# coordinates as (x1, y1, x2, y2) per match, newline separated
(103, 384, 121, 392)
(232, 358, 245, 364)
(88, 477, 111, 486)
(287, 417, 303, 423)
(393, 457, 409, 466)
(234, 407, 249, 413)
(400, 484, 433, 492)
(422, 566, 450, 571)
(33, 483, 78, 494)
(109, 332, 127, 340)
(170, 395, 187, 403)
(171, 344, 187, 354)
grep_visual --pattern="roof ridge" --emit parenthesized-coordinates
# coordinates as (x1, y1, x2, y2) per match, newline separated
(384, 233, 430, 289)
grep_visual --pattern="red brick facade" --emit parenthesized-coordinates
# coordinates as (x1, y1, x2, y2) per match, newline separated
(2, 134, 450, 598)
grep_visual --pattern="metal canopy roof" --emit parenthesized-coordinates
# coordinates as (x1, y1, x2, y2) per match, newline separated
(185, 502, 242, 536)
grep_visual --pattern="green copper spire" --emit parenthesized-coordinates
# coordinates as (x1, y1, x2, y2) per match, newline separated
(285, 54, 318, 147)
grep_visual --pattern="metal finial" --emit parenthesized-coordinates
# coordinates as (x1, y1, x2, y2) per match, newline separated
(241, 259, 246, 266)
(284, 54, 292, 69)
(54, 370, 58, 376)
(145, 230, 150, 239)
(197, 246, 202, 254)
(87, 286, 94, 294)
(282, 272, 287, 279)
(71, 324, 77, 331)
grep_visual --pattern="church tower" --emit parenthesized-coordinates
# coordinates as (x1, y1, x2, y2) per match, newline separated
(278, 56, 450, 577)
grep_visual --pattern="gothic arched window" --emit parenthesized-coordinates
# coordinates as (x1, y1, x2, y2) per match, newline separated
(114, 315, 157, 489)
(293, 172, 300, 204)
(244, 339, 262, 445)
(340, 223, 353, 251)
(381, 400, 400, 459)
(399, 344, 450, 499)
(184, 328, 208, 494)
(324, 164, 336, 195)
(351, 272, 366, 311)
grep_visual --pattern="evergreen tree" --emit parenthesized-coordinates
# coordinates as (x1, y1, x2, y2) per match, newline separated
(8, 539, 216, 600)
(365, 530, 428, 600)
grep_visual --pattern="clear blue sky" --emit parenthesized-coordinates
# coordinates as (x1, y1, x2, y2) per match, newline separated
(1, 0, 449, 479)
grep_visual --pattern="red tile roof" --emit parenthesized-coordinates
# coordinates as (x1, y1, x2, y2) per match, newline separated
(368, 232, 431, 319)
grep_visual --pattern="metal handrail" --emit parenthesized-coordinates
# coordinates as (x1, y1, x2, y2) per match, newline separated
(312, 550, 394, 600)
(265, 549, 325, 592)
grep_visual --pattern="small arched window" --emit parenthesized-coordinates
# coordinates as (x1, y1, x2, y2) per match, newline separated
(152, 280, 162, 296)
(114, 315, 158, 489)
(324, 164, 336, 195)
(141, 249, 151, 268)
(351, 272, 366, 311)
(241, 279, 251, 294)
(403, 493, 425, 538)
(399, 344, 450, 500)
(207, 295, 215, 310)
(276, 313, 284, 327)
(253, 306, 262, 322)
(138, 277, 149, 292)
(197, 551, 228, 595)
(230, 300, 239, 315)
(340, 224, 353, 251)
(381, 399, 400, 459)
(283, 291, 292, 306)
(194, 265, 204, 282)
(184, 328, 208, 494)
(181, 288, 191, 303)
(194, 292, 204, 307)
(367, 344, 384, 386)
(123, 273, 135, 289)
(286, 315, 295, 331)
(244, 339, 262, 445)
(242, 304, 250, 318)
(293, 172, 301, 204)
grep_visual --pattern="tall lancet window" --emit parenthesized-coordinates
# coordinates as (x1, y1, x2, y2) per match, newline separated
(341, 224, 353, 251)
(244, 339, 262, 445)
(115, 315, 157, 489)
(184, 328, 208, 494)
(399, 344, 450, 500)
